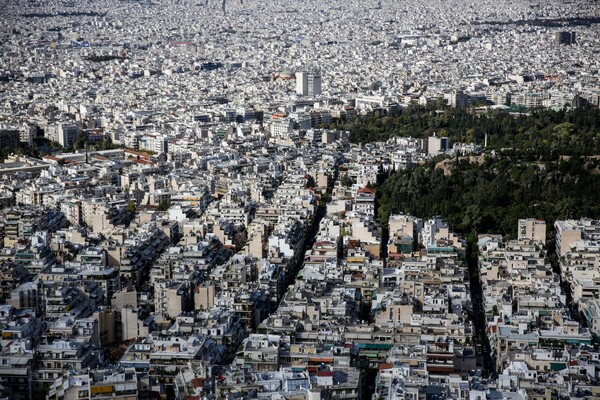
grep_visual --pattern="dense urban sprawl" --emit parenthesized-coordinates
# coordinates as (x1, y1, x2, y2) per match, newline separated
(0, 0, 599, 399)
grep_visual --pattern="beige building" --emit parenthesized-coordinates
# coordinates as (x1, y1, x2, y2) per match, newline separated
(48, 367, 139, 400)
(94, 308, 117, 346)
(112, 287, 138, 309)
(316, 171, 328, 189)
(243, 221, 267, 259)
(194, 283, 216, 310)
(518, 219, 547, 244)
(389, 214, 417, 239)
(375, 302, 413, 325)
(121, 306, 150, 341)
(81, 199, 108, 227)
(555, 220, 584, 256)
(155, 281, 191, 318)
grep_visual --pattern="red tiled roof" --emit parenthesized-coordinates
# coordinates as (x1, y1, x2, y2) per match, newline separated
(357, 187, 376, 194)
(314, 241, 334, 246)
(124, 149, 152, 159)
(316, 371, 334, 377)
(131, 159, 155, 165)
(347, 240, 361, 249)
(191, 378, 204, 388)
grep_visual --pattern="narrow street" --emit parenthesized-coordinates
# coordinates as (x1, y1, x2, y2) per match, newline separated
(467, 239, 496, 378)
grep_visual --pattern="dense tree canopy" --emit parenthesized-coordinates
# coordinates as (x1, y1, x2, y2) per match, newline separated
(356, 105, 600, 238)
(342, 105, 600, 156)
(378, 155, 600, 237)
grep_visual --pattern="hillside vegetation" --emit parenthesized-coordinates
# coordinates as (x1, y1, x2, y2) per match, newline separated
(351, 106, 600, 237)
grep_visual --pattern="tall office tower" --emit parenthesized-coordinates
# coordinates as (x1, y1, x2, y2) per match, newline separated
(307, 71, 321, 97)
(296, 71, 322, 97)
(296, 71, 308, 96)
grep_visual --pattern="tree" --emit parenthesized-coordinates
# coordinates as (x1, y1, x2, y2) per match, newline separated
(127, 200, 137, 213)
(71, 130, 88, 150)
(233, 230, 247, 252)
(338, 105, 600, 155)
(157, 199, 171, 211)
(305, 175, 316, 188)
(377, 151, 600, 238)
(98, 135, 115, 150)
(341, 173, 354, 187)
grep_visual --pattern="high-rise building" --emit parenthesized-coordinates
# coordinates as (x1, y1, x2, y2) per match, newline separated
(296, 71, 322, 97)
(295, 71, 307, 96)
(307, 71, 321, 97)
(58, 124, 80, 147)
(45, 123, 80, 147)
